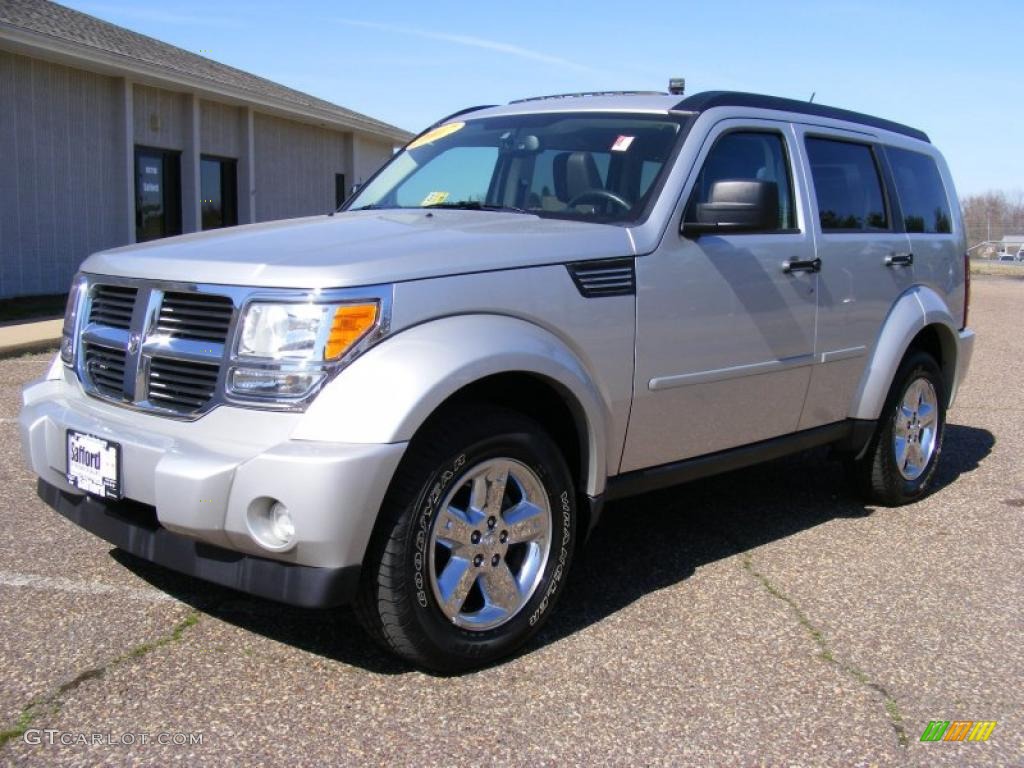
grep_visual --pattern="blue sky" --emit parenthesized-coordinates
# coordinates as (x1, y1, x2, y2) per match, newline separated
(66, 0, 1022, 197)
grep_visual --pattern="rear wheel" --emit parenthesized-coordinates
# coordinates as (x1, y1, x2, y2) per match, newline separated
(848, 350, 946, 506)
(356, 406, 576, 672)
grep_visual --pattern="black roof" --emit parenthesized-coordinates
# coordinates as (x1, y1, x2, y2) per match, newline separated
(675, 91, 930, 143)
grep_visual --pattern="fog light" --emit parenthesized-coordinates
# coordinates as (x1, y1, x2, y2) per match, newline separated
(247, 497, 296, 551)
(270, 502, 295, 543)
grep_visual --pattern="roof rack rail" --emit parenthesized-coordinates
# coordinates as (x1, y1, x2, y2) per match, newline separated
(509, 91, 666, 104)
(674, 91, 930, 143)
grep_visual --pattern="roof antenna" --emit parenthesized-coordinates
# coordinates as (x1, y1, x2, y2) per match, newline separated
(808, 92, 816, 103)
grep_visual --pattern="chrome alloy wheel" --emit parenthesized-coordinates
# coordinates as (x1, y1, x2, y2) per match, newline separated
(892, 376, 940, 481)
(427, 458, 552, 631)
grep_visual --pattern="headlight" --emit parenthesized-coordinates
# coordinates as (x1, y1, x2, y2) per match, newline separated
(228, 299, 380, 401)
(61, 273, 88, 366)
(236, 301, 378, 362)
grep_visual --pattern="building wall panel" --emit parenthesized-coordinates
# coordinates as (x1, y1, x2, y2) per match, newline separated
(0, 51, 400, 299)
(254, 113, 350, 221)
(133, 83, 186, 150)
(354, 135, 395, 186)
(0, 50, 125, 298)
(200, 99, 242, 158)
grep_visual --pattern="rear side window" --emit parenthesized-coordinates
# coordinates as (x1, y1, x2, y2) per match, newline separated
(887, 148, 953, 234)
(687, 131, 796, 230)
(805, 138, 888, 231)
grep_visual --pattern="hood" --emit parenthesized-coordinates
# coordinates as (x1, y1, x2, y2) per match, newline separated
(81, 210, 636, 288)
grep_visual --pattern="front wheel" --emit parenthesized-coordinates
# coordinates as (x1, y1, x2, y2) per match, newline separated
(848, 350, 946, 506)
(355, 406, 576, 672)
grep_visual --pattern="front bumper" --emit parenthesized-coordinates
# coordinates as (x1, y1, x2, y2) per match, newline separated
(37, 479, 358, 607)
(20, 364, 407, 586)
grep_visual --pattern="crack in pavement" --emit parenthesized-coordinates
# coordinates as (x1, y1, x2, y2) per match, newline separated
(0, 611, 200, 748)
(740, 554, 909, 748)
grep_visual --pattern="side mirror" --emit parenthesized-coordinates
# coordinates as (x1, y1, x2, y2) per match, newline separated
(682, 180, 779, 237)
(351, 182, 362, 195)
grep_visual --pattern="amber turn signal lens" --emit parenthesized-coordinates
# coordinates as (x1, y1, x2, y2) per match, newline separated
(325, 303, 378, 360)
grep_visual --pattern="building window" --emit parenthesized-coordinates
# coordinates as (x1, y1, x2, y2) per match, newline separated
(335, 173, 347, 209)
(201, 156, 238, 230)
(135, 147, 182, 242)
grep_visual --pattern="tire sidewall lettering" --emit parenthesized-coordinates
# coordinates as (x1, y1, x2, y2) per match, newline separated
(413, 453, 467, 612)
(529, 489, 573, 627)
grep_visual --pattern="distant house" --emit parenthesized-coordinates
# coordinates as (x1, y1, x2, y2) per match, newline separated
(0, 0, 413, 299)
(998, 235, 1024, 255)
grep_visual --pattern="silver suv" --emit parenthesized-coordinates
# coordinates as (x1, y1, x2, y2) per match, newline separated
(21, 90, 974, 671)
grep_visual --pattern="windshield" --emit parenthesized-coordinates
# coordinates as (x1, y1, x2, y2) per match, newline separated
(346, 112, 685, 223)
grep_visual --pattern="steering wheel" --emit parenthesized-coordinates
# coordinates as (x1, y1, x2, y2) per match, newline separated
(566, 189, 632, 213)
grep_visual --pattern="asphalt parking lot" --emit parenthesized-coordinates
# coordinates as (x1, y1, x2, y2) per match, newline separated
(1, 278, 1021, 767)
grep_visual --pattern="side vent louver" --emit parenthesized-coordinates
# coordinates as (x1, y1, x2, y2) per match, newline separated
(566, 258, 636, 298)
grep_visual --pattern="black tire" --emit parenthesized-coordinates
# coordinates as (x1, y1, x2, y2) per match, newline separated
(355, 405, 576, 672)
(848, 350, 946, 506)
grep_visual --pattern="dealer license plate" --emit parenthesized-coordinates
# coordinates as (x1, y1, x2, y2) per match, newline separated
(66, 430, 121, 499)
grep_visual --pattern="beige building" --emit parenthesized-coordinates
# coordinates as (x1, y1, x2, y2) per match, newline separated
(0, 0, 412, 299)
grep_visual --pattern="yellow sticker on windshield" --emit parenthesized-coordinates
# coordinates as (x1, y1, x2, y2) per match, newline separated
(407, 122, 465, 150)
(421, 191, 449, 206)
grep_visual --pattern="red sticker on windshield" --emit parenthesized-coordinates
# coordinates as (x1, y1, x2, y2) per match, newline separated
(611, 135, 635, 152)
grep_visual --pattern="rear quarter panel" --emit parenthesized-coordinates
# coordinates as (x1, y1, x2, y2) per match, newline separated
(881, 137, 967, 326)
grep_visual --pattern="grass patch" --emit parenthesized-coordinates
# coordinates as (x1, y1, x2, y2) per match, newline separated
(0, 611, 199, 748)
(970, 260, 1024, 279)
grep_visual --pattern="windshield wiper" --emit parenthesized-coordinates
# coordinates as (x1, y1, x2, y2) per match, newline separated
(349, 204, 392, 211)
(424, 201, 530, 215)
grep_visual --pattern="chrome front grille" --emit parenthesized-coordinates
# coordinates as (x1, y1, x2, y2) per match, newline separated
(147, 357, 220, 412)
(78, 280, 238, 418)
(72, 277, 392, 418)
(83, 343, 127, 399)
(88, 285, 137, 328)
(156, 292, 234, 342)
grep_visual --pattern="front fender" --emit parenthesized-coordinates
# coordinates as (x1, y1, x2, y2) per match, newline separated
(292, 315, 611, 495)
(849, 286, 960, 420)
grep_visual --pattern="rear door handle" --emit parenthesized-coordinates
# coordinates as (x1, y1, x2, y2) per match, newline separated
(885, 252, 914, 267)
(782, 257, 821, 274)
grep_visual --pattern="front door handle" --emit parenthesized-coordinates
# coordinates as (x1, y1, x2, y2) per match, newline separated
(782, 257, 821, 274)
(885, 252, 914, 267)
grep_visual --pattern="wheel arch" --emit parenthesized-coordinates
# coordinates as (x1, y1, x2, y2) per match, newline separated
(849, 286, 961, 420)
(904, 323, 958, 408)
(408, 371, 598, 540)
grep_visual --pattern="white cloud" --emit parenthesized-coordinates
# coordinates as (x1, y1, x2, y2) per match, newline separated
(334, 18, 599, 74)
